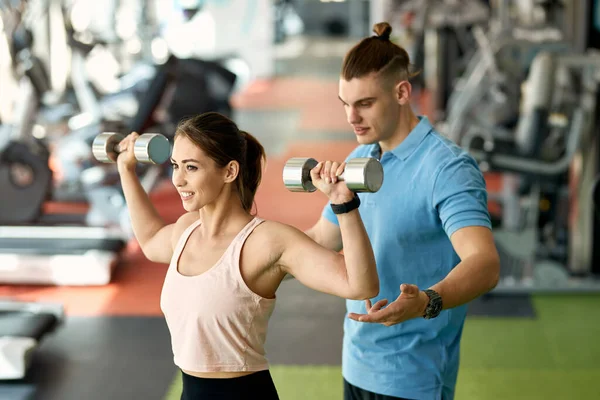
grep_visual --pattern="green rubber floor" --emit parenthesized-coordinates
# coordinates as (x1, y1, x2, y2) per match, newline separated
(164, 295, 600, 400)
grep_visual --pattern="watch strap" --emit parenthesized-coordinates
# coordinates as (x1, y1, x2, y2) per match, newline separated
(330, 194, 361, 215)
(422, 289, 443, 319)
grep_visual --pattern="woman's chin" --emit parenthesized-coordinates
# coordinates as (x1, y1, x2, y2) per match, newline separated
(182, 201, 199, 212)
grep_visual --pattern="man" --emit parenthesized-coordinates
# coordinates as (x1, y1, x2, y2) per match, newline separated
(305, 22, 500, 400)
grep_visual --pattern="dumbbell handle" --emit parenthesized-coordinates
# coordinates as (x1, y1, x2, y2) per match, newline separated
(283, 157, 383, 193)
(109, 140, 142, 156)
(318, 165, 351, 182)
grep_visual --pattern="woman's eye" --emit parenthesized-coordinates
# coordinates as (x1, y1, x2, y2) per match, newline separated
(171, 163, 178, 169)
(186, 165, 198, 171)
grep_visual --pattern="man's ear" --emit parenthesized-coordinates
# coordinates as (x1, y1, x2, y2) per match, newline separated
(223, 160, 240, 183)
(395, 80, 412, 106)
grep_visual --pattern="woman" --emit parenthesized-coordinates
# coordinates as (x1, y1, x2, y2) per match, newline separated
(116, 112, 378, 400)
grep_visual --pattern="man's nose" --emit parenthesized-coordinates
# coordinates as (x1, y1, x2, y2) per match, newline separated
(347, 107, 361, 125)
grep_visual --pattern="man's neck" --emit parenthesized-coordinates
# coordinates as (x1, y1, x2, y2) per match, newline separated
(379, 108, 420, 153)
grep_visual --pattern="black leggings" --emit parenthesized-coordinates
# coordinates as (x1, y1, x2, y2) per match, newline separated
(180, 370, 279, 400)
(344, 379, 414, 400)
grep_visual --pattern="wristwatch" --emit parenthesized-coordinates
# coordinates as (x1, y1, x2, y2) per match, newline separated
(330, 194, 361, 215)
(422, 289, 443, 319)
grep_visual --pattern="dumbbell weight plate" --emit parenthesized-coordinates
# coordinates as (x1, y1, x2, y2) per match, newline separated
(283, 157, 319, 192)
(134, 133, 171, 165)
(92, 132, 125, 163)
(344, 158, 384, 193)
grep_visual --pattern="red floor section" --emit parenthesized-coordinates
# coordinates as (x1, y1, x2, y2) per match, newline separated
(232, 78, 350, 132)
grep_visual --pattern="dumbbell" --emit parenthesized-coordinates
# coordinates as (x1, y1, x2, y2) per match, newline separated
(92, 132, 170, 164)
(283, 157, 383, 193)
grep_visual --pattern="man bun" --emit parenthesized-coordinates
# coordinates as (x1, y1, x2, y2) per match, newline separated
(373, 22, 392, 41)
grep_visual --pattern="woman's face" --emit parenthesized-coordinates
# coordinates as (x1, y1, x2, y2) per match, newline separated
(170, 135, 229, 212)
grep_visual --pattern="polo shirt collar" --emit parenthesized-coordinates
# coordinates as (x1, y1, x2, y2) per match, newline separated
(367, 116, 433, 161)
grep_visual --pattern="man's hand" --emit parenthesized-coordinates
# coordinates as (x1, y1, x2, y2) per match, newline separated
(348, 284, 430, 326)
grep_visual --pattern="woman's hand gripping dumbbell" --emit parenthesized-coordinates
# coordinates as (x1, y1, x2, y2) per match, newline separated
(92, 132, 171, 170)
(283, 157, 384, 198)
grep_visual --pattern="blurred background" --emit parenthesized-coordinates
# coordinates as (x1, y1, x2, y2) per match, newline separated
(1, 0, 600, 399)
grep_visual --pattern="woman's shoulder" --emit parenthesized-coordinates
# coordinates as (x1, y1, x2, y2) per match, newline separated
(177, 211, 200, 226)
(255, 218, 289, 231)
(252, 218, 303, 243)
(172, 212, 200, 237)
(246, 219, 300, 266)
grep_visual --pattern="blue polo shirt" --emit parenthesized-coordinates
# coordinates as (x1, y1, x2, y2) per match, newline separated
(322, 117, 491, 400)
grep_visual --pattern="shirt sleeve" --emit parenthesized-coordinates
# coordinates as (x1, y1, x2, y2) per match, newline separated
(432, 154, 492, 238)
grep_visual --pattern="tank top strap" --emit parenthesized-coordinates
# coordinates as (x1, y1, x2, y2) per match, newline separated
(241, 217, 265, 242)
(171, 218, 203, 265)
(228, 217, 265, 265)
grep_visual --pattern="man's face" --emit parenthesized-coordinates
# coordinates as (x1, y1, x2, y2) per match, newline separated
(338, 73, 400, 146)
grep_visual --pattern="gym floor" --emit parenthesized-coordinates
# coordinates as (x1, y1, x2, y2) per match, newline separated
(1, 36, 600, 400)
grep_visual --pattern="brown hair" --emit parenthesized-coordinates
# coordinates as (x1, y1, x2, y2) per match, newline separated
(175, 112, 265, 213)
(341, 22, 419, 82)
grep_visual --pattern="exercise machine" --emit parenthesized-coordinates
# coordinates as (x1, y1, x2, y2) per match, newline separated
(441, 0, 570, 142)
(463, 50, 600, 293)
(0, 0, 128, 286)
(0, 299, 64, 380)
(0, 2, 65, 379)
(396, 0, 490, 121)
(0, 0, 239, 284)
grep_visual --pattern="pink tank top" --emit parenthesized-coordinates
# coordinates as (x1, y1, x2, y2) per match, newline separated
(160, 217, 276, 373)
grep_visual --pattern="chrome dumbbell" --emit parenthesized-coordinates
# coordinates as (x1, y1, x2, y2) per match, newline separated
(92, 132, 170, 164)
(283, 157, 383, 193)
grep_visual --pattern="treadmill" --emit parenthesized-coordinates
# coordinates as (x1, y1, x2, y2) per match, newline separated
(0, 299, 64, 380)
(0, 225, 127, 286)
